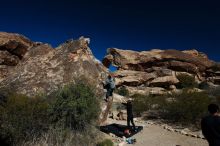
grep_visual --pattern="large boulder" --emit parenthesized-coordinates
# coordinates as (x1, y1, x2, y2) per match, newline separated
(0, 36, 107, 96)
(0, 32, 34, 59)
(149, 76, 179, 87)
(125, 86, 167, 96)
(103, 48, 214, 73)
(102, 48, 220, 93)
(113, 70, 157, 87)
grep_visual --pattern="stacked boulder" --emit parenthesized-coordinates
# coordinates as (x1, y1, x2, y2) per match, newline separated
(103, 48, 220, 95)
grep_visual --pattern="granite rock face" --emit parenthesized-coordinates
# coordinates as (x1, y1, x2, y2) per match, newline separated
(103, 48, 214, 72)
(0, 32, 34, 59)
(0, 36, 107, 96)
(0, 32, 35, 81)
(103, 48, 220, 95)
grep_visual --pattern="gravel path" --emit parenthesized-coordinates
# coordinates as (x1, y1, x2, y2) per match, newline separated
(124, 123, 208, 146)
(107, 119, 208, 146)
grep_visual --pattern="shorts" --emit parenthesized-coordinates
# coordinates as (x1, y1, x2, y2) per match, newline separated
(106, 88, 114, 98)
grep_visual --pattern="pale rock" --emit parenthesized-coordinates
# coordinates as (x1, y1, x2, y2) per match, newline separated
(149, 76, 179, 87)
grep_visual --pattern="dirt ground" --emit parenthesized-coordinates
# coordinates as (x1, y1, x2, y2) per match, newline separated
(124, 124, 208, 146)
(107, 119, 208, 146)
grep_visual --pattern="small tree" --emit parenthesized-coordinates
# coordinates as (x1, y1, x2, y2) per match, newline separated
(49, 82, 100, 131)
(115, 86, 129, 96)
(132, 94, 166, 116)
(162, 90, 212, 126)
(176, 74, 197, 89)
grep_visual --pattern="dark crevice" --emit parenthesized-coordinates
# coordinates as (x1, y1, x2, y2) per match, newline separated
(0, 44, 27, 60)
(123, 58, 201, 74)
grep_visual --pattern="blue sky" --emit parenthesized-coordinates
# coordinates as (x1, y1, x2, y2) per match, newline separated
(0, 0, 219, 62)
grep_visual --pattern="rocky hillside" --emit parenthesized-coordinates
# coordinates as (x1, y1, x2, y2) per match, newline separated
(103, 48, 220, 95)
(0, 32, 110, 124)
(0, 32, 107, 96)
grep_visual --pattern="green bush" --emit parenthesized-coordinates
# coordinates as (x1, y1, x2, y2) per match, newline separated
(206, 86, 220, 105)
(132, 94, 149, 116)
(176, 74, 197, 89)
(49, 82, 100, 131)
(132, 94, 166, 116)
(162, 90, 212, 126)
(0, 94, 49, 145)
(96, 139, 114, 146)
(0, 80, 100, 146)
(131, 90, 213, 127)
(115, 86, 129, 96)
(0, 80, 102, 146)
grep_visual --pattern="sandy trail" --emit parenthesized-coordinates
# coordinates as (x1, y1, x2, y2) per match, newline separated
(124, 124, 208, 146)
(108, 119, 208, 146)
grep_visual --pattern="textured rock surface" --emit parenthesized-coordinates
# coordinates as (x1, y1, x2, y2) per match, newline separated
(103, 48, 214, 72)
(113, 70, 157, 87)
(103, 48, 220, 95)
(0, 32, 34, 59)
(126, 86, 167, 95)
(149, 76, 179, 87)
(0, 37, 107, 96)
(0, 32, 35, 81)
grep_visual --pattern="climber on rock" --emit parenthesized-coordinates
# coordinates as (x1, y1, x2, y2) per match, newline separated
(103, 74, 115, 102)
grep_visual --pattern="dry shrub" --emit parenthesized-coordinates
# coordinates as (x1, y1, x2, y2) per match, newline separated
(0, 79, 101, 146)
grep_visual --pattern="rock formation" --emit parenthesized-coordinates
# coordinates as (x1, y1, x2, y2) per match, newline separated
(1, 32, 220, 124)
(0, 33, 107, 96)
(0, 32, 35, 81)
(103, 48, 220, 95)
(0, 32, 109, 124)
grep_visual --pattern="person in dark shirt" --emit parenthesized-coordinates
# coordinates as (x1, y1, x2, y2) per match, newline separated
(201, 103, 220, 146)
(122, 100, 136, 131)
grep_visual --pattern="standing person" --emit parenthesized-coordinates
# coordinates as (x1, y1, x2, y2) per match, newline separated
(122, 100, 136, 131)
(104, 74, 115, 101)
(201, 103, 220, 146)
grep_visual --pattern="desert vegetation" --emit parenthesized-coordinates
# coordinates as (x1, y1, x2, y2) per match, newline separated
(115, 86, 129, 96)
(0, 81, 102, 146)
(176, 73, 198, 89)
(132, 90, 213, 128)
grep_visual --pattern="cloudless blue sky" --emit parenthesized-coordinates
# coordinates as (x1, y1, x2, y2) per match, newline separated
(0, 0, 219, 62)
